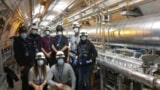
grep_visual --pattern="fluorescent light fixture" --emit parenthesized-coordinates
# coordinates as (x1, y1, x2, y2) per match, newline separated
(53, 1, 68, 12)
(46, 15, 56, 20)
(33, 18, 40, 23)
(40, 21, 50, 26)
(33, 4, 44, 15)
(24, 14, 28, 19)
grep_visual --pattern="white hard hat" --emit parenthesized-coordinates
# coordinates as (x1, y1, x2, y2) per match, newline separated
(44, 26, 51, 32)
(80, 29, 88, 36)
(56, 51, 65, 59)
(32, 25, 39, 30)
(72, 22, 81, 28)
(35, 52, 45, 59)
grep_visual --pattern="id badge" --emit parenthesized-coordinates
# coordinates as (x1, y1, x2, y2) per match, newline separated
(57, 44, 59, 47)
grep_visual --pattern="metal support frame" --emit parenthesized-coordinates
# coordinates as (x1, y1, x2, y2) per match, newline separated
(97, 55, 160, 89)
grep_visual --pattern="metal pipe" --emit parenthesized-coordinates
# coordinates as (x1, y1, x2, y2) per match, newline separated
(66, 0, 80, 10)
(69, 0, 153, 23)
(97, 59, 155, 88)
(68, 0, 104, 20)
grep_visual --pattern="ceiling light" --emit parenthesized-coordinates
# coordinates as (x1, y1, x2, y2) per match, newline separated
(40, 21, 50, 26)
(33, 4, 44, 16)
(33, 18, 40, 23)
(46, 15, 56, 20)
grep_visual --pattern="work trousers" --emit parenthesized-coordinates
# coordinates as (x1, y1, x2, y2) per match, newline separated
(78, 65, 92, 90)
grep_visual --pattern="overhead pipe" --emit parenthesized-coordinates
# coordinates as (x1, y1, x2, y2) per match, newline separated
(107, 0, 153, 14)
(49, 0, 78, 26)
(68, 0, 104, 20)
(68, 0, 124, 22)
(66, 0, 78, 11)
(69, 0, 153, 23)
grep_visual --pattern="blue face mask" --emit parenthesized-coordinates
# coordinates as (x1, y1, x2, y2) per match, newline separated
(81, 36, 87, 41)
(57, 59, 64, 65)
(37, 60, 44, 66)
(20, 33, 27, 39)
(45, 31, 50, 36)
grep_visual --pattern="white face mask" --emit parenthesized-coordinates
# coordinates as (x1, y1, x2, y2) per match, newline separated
(57, 32, 63, 35)
(73, 28, 79, 33)
(81, 36, 87, 41)
(32, 30, 37, 34)
(37, 60, 44, 66)
(57, 58, 64, 65)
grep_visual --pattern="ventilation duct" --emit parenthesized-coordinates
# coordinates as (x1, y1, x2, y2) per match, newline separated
(120, 7, 143, 17)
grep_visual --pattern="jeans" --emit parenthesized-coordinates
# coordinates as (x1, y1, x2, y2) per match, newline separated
(78, 65, 92, 90)
(70, 55, 79, 90)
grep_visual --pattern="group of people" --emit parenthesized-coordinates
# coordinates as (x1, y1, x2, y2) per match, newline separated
(13, 23, 97, 90)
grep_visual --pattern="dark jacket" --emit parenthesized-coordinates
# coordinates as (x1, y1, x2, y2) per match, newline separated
(13, 36, 34, 66)
(28, 34, 41, 55)
(52, 35, 69, 61)
(76, 40, 98, 65)
(4, 66, 19, 88)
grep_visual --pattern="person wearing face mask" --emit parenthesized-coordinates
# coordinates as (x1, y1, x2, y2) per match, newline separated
(47, 51, 76, 90)
(29, 52, 50, 90)
(76, 29, 98, 90)
(28, 25, 42, 56)
(69, 22, 81, 57)
(69, 22, 81, 90)
(41, 27, 54, 67)
(52, 25, 69, 63)
(13, 26, 35, 90)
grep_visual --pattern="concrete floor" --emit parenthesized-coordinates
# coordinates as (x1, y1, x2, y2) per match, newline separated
(11, 79, 100, 90)
(10, 74, 100, 90)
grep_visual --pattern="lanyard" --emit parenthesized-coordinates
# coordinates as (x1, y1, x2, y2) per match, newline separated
(57, 36, 62, 50)
(58, 36, 62, 45)
(58, 65, 64, 82)
(23, 40, 29, 56)
(38, 68, 43, 84)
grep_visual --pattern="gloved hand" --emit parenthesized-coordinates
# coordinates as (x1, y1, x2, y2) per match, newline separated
(73, 59, 78, 65)
(79, 59, 83, 65)
(86, 59, 92, 64)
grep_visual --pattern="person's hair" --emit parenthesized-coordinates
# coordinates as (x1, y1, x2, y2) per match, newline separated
(18, 26, 27, 33)
(33, 59, 47, 78)
(56, 25, 64, 32)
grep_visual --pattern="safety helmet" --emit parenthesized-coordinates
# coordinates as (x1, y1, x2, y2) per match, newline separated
(18, 26, 27, 33)
(72, 22, 81, 28)
(35, 52, 45, 59)
(44, 27, 51, 32)
(56, 51, 65, 59)
(31, 25, 39, 30)
(56, 25, 64, 32)
(80, 29, 88, 36)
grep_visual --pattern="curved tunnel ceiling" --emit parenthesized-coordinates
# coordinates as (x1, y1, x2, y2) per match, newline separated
(0, 0, 97, 28)
(0, 0, 105, 39)
(0, 0, 85, 39)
